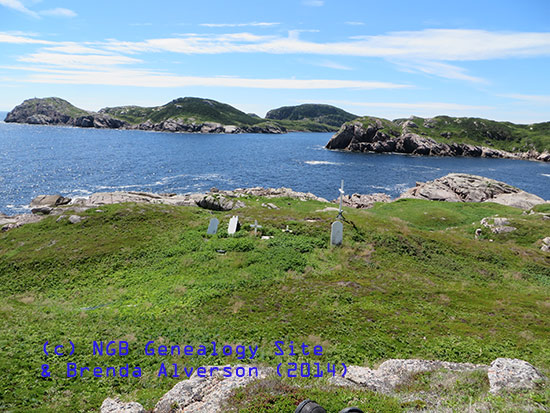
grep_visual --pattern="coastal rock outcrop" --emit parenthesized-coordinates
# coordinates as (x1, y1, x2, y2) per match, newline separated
(153, 365, 273, 413)
(399, 173, 547, 209)
(335, 193, 392, 209)
(326, 118, 550, 162)
(331, 359, 487, 393)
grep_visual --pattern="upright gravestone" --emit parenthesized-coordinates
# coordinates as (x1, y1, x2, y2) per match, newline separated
(207, 218, 219, 235)
(331, 221, 343, 246)
(228, 216, 239, 235)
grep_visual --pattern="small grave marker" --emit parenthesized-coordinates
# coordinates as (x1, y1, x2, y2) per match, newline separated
(228, 216, 239, 235)
(282, 225, 293, 233)
(250, 220, 262, 236)
(331, 221, 343, 246)
(207, 218, 219, 235)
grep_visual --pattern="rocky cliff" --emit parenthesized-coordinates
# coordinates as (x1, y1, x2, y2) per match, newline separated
(326, 116, 550, 162)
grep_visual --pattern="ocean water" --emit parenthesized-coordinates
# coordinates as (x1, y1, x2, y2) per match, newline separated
(0, 121, 549, 214)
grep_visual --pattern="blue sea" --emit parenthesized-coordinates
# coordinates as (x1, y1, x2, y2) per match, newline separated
(0, 120, 549, 214)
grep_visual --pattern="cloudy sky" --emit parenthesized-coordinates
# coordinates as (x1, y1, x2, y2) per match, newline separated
(1, 0, 549, 122)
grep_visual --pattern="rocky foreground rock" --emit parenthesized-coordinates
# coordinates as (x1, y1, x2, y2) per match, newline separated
(100, 358, 546, 412)
(326, 118, 550, 162)
(399, 173, 547, 209)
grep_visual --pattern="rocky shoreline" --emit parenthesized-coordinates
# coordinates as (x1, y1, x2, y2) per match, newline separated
(4, 111, 286, 134)
(326, 119, 550, 162)
(1, 174, 548, 233)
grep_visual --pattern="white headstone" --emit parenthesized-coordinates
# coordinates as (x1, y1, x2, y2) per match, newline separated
(207, 218, 219, 235)
(228, 216, 239, 235)
(331, 221, 343, 246)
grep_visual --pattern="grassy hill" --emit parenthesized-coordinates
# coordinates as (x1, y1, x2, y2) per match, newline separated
(100, 97, 264, 127)
(266, 104, 358, 128)
(0, 197, 549, 411)
(363, 115, 550, 153)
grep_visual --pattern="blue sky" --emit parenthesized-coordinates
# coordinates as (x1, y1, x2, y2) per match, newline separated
(1, 0, 549, 122)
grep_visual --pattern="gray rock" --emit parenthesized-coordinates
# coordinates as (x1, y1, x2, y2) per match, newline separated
(488, 358, 546, 393)
(68, 215, 84, 224)
(332, 359, 487, 394)
(30, 194, 71, 208)
(542, 237, 550, 245)
(153, 366, 273, 413)
(542, 244, 550, 252)
(31, 207, 52, 215)
(399, 174, 547, 209)
(196, 195, 245, 211)
(491, 226, 517, 234)
(337, 193, 392, 209)
(100, 397, 145, 413)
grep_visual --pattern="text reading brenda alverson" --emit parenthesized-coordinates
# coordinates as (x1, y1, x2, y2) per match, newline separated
(41, 340, 347, 379)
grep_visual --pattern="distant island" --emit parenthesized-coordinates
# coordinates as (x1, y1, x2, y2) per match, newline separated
(326, 116, 550, 162)
(4, 97, 353, 134)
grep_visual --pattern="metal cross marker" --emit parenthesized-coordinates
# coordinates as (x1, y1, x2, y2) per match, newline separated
(282, 225, 293, 233)
(337, 179, 345, 220)
(250, 220, 262, 236)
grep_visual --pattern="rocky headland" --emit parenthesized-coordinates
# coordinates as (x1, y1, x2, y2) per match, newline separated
(3, 98, 351, 134)
(326, 117, 550, 162)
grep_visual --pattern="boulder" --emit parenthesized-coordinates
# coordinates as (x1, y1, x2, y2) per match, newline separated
(100, 397, 145, 413)
(31, 207, 52, 215)
(488, 358, 546, 393)
(30, 194, 71, 208)
(399, 174, 547, 209)
(196, 195, 245, 211)
(153, 366, 273, 413)
(68, 215, 84, 224)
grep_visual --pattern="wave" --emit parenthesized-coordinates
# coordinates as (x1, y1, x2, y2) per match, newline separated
(305, 160, 343, 165)
(542, 173, 550, 178)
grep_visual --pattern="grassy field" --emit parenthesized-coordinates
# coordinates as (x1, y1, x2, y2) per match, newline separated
(0, 197, 549, 411)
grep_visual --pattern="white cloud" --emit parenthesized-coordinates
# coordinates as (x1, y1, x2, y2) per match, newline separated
(303, 0, 324, 6)
(40, 8, 77, 18)
(100, 29, 550, 61)
(18, 52, 142, 69)
(345, 22, 365, 26)
(6, 64, 409, 90)
(0, 0, 38, 17)
(499, 94, 550, 104)
(394, 60, 486, 83)
(0, 32, 52, 44)
(314, 60, 353, 70)
(200, 22, 280, 28)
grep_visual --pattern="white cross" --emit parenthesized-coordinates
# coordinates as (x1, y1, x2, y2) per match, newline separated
(250, 220, 262, 236)
(337, 179, 344, 220)
(282, 225, 293, 233)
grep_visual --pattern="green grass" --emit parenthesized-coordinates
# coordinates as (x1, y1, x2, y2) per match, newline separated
(0, 198, 549, 411)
